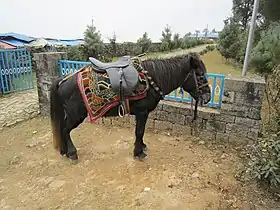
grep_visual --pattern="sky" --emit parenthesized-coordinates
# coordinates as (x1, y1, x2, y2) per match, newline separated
(1, 0, 233, 42)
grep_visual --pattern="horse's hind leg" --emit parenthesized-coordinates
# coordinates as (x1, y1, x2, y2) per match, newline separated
(63, 111, 87, 160)
(63, 94, 88, 160)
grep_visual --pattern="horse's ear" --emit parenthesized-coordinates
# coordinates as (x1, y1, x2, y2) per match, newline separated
(188, 53, 198, 69)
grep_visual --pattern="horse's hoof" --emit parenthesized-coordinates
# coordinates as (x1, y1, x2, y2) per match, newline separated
(60, 150, 67, 156)
(67, 153, 78, 160)
(134, 151, 147, 160)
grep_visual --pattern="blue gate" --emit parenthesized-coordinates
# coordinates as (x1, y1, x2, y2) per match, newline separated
(0, 48, 34, 94)
(58, 60, 226, 108)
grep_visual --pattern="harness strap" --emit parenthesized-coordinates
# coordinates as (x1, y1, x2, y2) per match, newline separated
(118, 68, 131, 117)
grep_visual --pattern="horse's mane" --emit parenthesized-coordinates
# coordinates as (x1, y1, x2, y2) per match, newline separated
(141, 54, 192, 95)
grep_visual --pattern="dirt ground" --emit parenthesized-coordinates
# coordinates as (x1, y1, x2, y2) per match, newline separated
(0, 117, 279, 210)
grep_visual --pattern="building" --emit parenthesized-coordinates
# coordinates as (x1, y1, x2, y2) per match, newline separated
(0, 32, 84, 49)
(0, 32, 35, 49)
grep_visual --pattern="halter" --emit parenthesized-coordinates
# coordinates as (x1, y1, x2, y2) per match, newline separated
(180, 68, 208, 121)
(182, 69, 208, 93)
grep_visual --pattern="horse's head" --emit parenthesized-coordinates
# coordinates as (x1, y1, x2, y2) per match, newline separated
(182, 52, 211, 105)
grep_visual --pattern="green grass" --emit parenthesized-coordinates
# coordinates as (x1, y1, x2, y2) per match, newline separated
(201, 50, 257, 76)
(201, 50, 241, 75)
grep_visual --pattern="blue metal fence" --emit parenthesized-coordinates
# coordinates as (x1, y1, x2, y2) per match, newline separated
(59, 60, 89, 77)
(165, 73, 225, 108)
(0, 48, 34, 94)
(58, 60, 225, 108)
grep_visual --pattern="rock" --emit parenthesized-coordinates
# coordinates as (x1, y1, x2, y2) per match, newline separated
(198, 140, 205, 145)
(117, 185, 126, 191)
(32, 130, 38, 134)
(144, 187, 151, 192)
(221, 153, 228, 159)
(55, 205, 61, 209)
(26, 140, 44, 148)
(9, 156, 20, 165)
(191, 172, 200, 178)
(168, 176, 182, 188)
(49, 180, 65, 190)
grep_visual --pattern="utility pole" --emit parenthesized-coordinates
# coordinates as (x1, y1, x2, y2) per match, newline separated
(242, 0, 261, 76)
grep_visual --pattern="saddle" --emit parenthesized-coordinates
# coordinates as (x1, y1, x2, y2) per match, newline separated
(89, 56, 139, 97)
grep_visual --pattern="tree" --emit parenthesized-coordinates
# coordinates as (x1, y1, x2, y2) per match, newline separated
(172, 33, 183, 50)
(195, 30, 200, 38)
(250, 21, 280, 76)
(211, 29, 217, 33)
(83, 20, 105, 59)
(160, 25, 173, 51)
(261, 0, 280, 22)
(136, 32, 152, 53)
(232, 0, 255, 30)
(185, 32, 192, 37)
(109, 32, 117, 57)
(217, 17, 242, 60)
(202, 28, 209, 37)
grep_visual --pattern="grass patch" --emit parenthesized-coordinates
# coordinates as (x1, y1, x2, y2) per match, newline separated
(201, 50, 257, 76)
(201, 50, 241, 75)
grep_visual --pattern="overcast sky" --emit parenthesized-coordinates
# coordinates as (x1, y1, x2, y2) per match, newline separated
(1, 0, 232, 42)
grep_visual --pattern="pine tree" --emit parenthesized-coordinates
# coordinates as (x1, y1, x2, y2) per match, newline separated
(136, 32, 152, 53)
(83, 19, 105, 59)
(160, 25, 173, 51)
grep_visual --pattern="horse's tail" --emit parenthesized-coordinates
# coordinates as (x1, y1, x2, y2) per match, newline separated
(50, 79, 65, 151)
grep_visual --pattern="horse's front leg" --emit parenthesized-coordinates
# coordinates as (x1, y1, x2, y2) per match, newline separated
(134, 110, 149, 159)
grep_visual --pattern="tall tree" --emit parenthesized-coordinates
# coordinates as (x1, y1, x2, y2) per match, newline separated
(232, 0, 254, 30)
(217, 17, 242, 60)
(109, 32, 117, 56)
(261, 0, 280, 22)
(160, 25, 173, 51)
(172, 33, 183, 49)
(202, 28, 209, 37)
(185, 32, 192, 37)
(83, 19, 105, 59)
(136, 32, 152, 53)
(195, 30, 200, 38)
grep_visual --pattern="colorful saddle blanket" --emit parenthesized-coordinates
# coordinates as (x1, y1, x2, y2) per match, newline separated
(77, 65, 148, 122)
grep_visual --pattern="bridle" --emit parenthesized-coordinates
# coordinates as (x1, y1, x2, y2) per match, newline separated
(182, 69, 209, 93)
(180, 68, 209, 121)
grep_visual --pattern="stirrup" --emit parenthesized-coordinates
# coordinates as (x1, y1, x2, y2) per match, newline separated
(118, 104, 125, 118)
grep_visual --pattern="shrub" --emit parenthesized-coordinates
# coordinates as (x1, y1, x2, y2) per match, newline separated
(246, 130, 280, 189)
(250, 21, 280, 75)
(205, 45, 216, 51)
(245, 65, 280, 191)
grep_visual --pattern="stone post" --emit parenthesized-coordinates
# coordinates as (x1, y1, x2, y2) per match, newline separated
(221, 75, 266, 143)
(33, 52, 68, 116)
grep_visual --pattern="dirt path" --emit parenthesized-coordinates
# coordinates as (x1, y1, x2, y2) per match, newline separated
(162, 44, 211, 58)
(0, 117, 279, 210)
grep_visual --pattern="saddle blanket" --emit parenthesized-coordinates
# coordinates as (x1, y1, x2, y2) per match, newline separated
(77, 66, 148, 122)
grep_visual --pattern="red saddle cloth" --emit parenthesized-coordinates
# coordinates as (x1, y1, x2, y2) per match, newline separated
(77, 66, 148, 122)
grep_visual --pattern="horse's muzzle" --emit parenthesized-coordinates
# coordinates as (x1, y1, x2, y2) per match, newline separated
(199, 92, 211, 105)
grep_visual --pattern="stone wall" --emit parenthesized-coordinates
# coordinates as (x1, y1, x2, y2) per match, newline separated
(97, 75, 266, 144)
(0, 90, 40, 130)
(33, 52, 68, 116)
